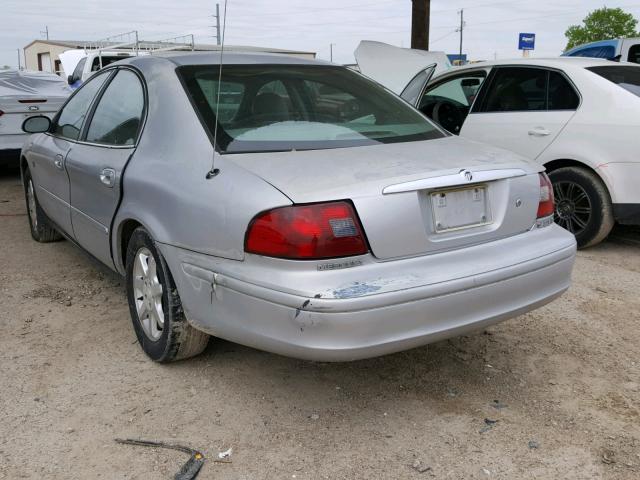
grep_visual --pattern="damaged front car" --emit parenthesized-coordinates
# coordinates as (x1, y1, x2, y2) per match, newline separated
(20, 52, 576, 362)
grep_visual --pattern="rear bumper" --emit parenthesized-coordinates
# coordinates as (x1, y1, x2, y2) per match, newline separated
(613, 203, 640, 225)
(159, 225, 576, 361)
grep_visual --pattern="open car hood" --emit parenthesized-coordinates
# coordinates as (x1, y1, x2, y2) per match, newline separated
(354, 41, 452, 94)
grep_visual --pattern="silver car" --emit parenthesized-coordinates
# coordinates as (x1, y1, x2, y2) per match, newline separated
(20, 52, 576, 362)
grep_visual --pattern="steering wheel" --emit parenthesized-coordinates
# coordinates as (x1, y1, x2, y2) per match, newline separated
(432, 100, 465, 134)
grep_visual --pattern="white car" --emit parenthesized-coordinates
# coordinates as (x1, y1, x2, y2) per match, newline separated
(0, 70, 71, 166)
(358, 48, 640, 247)
(61, 50, 136, 88)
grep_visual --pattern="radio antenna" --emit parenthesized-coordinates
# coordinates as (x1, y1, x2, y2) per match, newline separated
(206, 0, 228, 179)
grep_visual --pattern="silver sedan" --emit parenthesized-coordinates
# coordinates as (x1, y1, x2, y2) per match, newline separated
(19, 52, 576, 362)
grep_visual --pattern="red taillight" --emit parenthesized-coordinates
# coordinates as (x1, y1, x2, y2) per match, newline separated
(245, 201, 368, 259)
(537, 172, 555, 219)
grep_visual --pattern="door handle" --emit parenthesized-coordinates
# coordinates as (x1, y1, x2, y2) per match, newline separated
(53, 154, 64, 170)
(99, 168, 116, 188)
(528, 128, 551, 137)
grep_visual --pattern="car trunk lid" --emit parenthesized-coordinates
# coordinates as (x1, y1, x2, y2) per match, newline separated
(0, 96, 66, 135)
(354, 40, 452, 94)
(232, 138, 543, 259)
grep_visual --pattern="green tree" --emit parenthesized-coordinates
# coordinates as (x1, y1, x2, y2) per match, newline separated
(565, 7, 638, 50)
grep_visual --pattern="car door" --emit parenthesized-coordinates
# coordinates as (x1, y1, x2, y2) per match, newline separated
(461, 67, 580, 160)
(65, 67, 145, 268)
(27, 70, 111, 236)
(405, 69, 488, 135)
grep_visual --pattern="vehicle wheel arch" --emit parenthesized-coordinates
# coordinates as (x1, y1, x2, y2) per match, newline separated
(543, 159, 612, 200)
(116, 218, 144, 274)
(20, 155, 29, 181)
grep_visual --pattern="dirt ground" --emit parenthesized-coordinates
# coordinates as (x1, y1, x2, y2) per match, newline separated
(0, 167, 639, 480)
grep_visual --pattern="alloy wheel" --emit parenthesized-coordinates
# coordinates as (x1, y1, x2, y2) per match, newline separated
(553, 180, 592, 236)
(132, 247, 165, 341)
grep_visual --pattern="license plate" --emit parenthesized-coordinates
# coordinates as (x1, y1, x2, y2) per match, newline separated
(430, 185, 491, 232)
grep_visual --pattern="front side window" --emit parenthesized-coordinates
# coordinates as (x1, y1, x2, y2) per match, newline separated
(587, 65, 640, 97)
(85, 69, 144, 146)
(71, 58, 86, 82)
(400, 67, 433, 106)
(417, 72, 487, 134)
(53, 70, 110, 140)
(179, 65, 444, 153)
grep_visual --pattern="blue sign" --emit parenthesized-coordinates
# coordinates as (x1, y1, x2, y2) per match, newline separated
(518, 33, 536, 50)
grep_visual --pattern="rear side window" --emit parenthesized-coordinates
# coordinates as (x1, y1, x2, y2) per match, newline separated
(548, 71, 580, 110)
(53, 70, 110, 140)
(480, 67, 547, 112)
(478, 67, 579, 112)
(628, 44, 640, 64)
(568, 45, 616, 60)
(587, 66, 640, 97)
(85, 70, 144, 146)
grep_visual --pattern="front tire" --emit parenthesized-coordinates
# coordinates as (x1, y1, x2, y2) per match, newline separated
(23, 168, 62, 243)
(549, 166, 614, 248)
(125, 227, 209, 362)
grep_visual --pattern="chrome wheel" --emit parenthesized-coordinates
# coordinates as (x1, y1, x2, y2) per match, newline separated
(132, 247, 164, 341)
(27, 179, 38, 231)
(553, 181, 592, 235)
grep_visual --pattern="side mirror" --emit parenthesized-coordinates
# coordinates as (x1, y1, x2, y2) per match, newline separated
(22, 115, 51, 134)
(67, 75, 74, 85)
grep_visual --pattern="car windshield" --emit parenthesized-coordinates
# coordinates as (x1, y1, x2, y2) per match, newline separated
(587, 65, 640, 97)
(178, 64, 444, 153)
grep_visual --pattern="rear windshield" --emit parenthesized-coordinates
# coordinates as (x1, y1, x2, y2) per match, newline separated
(178, 65, 444, 153)
(587, 66, 640, 97)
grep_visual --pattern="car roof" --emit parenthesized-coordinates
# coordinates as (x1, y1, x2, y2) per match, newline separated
(126, 50, 330, 67)
(448, 56, 638, 72)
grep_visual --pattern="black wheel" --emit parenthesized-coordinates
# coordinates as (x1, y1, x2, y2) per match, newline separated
(549, 166, 614, 248)
(125, 227, 209, 362)
(23, 168, 62, 243)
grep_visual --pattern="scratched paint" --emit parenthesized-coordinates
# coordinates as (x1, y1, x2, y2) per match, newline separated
(326, 275, 423, 299)
(332, 282, 382, 299)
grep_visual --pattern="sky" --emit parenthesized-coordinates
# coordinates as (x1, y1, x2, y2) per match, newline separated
(2, 0, 640, 68)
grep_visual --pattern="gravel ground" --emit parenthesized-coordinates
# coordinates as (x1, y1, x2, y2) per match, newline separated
(0, 168, 639, 480)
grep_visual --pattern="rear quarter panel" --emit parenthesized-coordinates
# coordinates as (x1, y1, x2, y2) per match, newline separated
(538, 66, 640, 204)
(111, 57, 291, 274)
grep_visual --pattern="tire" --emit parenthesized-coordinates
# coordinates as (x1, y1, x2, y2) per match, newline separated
(548, 166, 614, 248)
(23, 168, 62, 243)
(125, 227, 209, 362)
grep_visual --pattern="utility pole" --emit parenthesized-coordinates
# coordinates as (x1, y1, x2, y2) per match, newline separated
(411, 0, 430, 50)
(457, 9, 465, 61)
(330, 43, 335, 62)
(214, 3, 221, 46)
(17, 49, 21, 70)
(41, 26, 49, 40)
